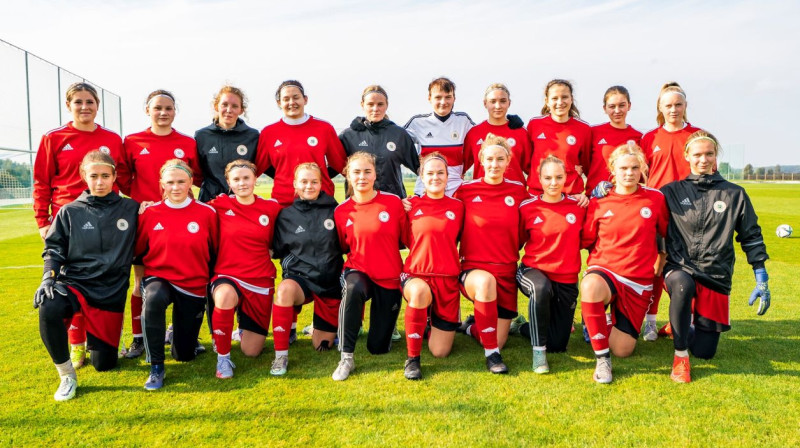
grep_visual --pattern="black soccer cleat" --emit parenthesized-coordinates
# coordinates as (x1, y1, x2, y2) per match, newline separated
(404, 356, 422, 380)
(457, 315, 475, 334)
(486, 352, 508, 374)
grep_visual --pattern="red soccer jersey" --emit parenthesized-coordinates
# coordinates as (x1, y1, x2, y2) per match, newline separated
(119, 128, 201, 203)
(519, 195, 586, 283)
(256, 116, 347, 206)
(463, 121, 532, 184)
(581, 187, 668, 283)
(454, 179, 529, 268)
(585, 123, 643, 193)
(335, 191, 406, 289)
(135, 199, 219, 296)
(641, 123, 702, 189)
(526, 115, 592, 195)
(33, 122, 123, 228)
(208, 194, 282, 284)
(403, 194, 464, 277)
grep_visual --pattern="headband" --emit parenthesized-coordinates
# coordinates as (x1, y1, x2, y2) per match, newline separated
(362, 90, 387, 100)
(228, 163, 257, 174)
(685, 136, 717, 150)
(482, 144, 511, 156)
(276, 84, 305, 100)
(162, 164, 193, 177)
(421, 155, 448, 170)
(484, 85, 510, 97)
(661, 89, 686, 100)
(82, 162, 115, 170)
(147, 94, 175, 107)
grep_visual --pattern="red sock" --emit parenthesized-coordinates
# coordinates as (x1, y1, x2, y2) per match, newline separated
(582, 301, 609, 355)
(473, 300, 498, 350)
(212, 307, 235, 356)
(272, 304, 294, 352)
(405, 306, 427, 357)
(67, 312, 86, 345)
(130, 294, 143, 336)
(648, 276, 664, 314)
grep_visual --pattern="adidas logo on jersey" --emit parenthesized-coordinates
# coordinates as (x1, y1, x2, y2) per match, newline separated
(295, 225, 306, 233)
(533, 216, 543, 224)
(140, 148, 150, 155)
(414, 209, 423, 216)
(213, 329, 226, 336)
(537, 133, 546, 139)
(477, 138, 484, 144)
(346, 219, 353, 227)
(680, 198, 691, 206)
(653, 145, 662, 153)
(425, 132, 434, 138)
(591, 333, 606, 340)
(225, 210, 235, 216)
(603, 210, 614, 218)
(82, 221, 94, 230)
(68, 324, 79, 331)
(153, 223, 164, 231)
(598, 138, 607, 145)
(273, 326, 286, 332)
(481, 327, 496, 333)
(209, 147, 219, 154)
(358, 140, 368, 147)
(472, 196, 482, 203)
(408, 333, 422, 339)
(62, 143, 74, 151)
(274, 140, 282, 147)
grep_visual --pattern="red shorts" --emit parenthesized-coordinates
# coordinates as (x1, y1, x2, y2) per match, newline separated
(213, 275, 274, 336)
(694, 282, 730, 326)
(586, 267, 653, 331)
(460, 262, 518, 318)
(401, 273, 460, 331)
(66, 286, 123, 349)
(284, 275, 340, 333)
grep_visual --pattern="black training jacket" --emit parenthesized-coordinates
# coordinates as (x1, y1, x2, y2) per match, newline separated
(339, 117, 419, 198)
(661, 172, 768, 294)
(42, 191, 139, 311)
(195, 118, 260, 202)
(272, 192, 344, 297)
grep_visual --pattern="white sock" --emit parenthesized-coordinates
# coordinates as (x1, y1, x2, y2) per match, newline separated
(646, 314, 657, 323)
(275, 350, 288, 358)
(55, 360, 76, 379)
(533, 346, 546, 352)
(218, 353, 230, 359)
(341, 352, 354, 360)
(675, 349, 689, 358)
(605, 313, 612, 326)
(465, 325, 472, 337)
(291, 322, 297, 330)
(484, 348, 499, 357)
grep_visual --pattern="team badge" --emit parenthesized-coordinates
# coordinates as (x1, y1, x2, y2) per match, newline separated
(507, 138, 516, 147)
(640, 207, 652, 218)
(713, 201, 727, 213)
(504, 196, 515, 207)
(236, 145, 248, 155)
(259, 215, 269, 226)
(307, 136, 318, 146)
(187, 222, 200, 233)
(324, 219, 335, 230)
(378, 211, 390, 222)
(174, 148, 185, 158)
(116, 219, 129, 231)
(445, 211, 456, 220)
(627, 140, 636, 146)
(451, 131, 459, 140)
(386, 142, 396, 152)
(566, 213, 576, 224)
(99, 146, 110, 154)
(566, 135, 576, 145)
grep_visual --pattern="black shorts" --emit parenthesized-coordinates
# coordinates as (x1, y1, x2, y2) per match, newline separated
(283, 274, 340, 333)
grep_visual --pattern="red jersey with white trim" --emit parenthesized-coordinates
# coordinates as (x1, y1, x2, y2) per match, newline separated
(335, 191, 406, 289)
(463, 121, 531, 184)
(33, 122, 123, 228)
(526, 115, 591, 195)
(256, 116, 347, 206)
(403, 194, 464, 277)
(641, 123, 702, 189)
(585, 123, 643, 193)
(454, 179, 529, 268)
(135, 199, 219, 296)
(208, 194, 282, 284)
(519, 195, 586, 283)
(119, 128, 200, 203)
(581, 187, 668, 283)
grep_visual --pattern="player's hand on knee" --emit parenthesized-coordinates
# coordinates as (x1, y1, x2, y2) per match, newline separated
(748, 268, 770, 316)
(33, 272, 56, 308)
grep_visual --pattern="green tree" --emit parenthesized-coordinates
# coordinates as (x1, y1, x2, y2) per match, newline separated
(743, 164, 754, 178)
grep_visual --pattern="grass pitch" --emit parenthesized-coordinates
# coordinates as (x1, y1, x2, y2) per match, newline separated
(1, 182, 799, 447)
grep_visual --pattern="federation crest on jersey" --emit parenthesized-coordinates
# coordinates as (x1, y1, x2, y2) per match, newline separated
(627, 139, 636, 146)
(324, 219, 335, 230)
(259, 215, 269, 226)
(640, 207, 652, 219)
(99, 146, 110, 154)
(504, 196, 515, 207)
(116, 218, 129, 231)
(174, 148, 185, 158)
(307, 136, 318, 146)
(187, 221, 200, 233)
(507, 138, 516, 147)
(236, 145, 248, 155)
(451, 131, 459, 140)
(566, 135, 576, 146)
(713, 201, 727, 213)
(378, 211, 390, 222)
(446, 210, 456, 220)
(566, 213, 576, 224)
(386, 142, 396, 152)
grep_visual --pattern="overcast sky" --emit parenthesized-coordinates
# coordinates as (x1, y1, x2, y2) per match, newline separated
(2, 0, 799, 167)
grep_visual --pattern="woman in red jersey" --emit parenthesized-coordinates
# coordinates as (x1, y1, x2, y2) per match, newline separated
(118, 89, 200, 359)
(256, 80, 347, 206)
(455, 134, 530, 374)
(400, 152, 465, 380)
(136, 160, 218, 390)
(33, 82, 124, 368)
(331, 152, 406, 381)
(516, 156, 586, 374)
(463, 83, 530, 184)
(526, 79, 591, 198)
(206, 160, 282, 379)
(580, 144, 668, 384)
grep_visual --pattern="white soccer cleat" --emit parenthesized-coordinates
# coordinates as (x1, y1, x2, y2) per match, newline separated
(54, 376, 77, 401)
(642, 321, 658, 342)
(332, 357, 355, 381)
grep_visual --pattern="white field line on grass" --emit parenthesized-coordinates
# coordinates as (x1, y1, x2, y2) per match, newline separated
(0, 265, 39, 269)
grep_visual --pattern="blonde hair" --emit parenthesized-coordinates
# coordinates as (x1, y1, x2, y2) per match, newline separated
(159, 158, 193, 179)
(361, 84, 388, 102)
(79, 150, 116, 176)
(478, 133, 512, 164)
(66, 82, 100, 104)
(608, 143, 648, 184)
(484, 83, 510, 100)
(294, 162, 322, 180)
(224, 159, 257, 179)
(684, 130, 721, 157)
(541, 79, 580, 118)
(213, 85, 248, 120)
(344, 152, 377, 197)
(537, 155, 565, 176)
(656, 82, 688, 126)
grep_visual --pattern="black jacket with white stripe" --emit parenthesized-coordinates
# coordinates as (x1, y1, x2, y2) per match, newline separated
(272, 192, 344, 297)
(661, 172, 768, 294)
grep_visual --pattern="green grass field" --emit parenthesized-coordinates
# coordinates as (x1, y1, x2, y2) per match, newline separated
(1, 182, 799, 447)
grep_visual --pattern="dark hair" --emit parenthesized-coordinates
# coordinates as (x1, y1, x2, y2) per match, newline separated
(275, 80, 306, 102)
(145, 89, 176, 108)
(603, 85, 630, 106)
(428, 77, 455, 95)
(66, 82, 100, 104)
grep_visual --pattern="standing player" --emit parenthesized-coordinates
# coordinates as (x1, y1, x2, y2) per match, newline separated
(136, 160, 218, 390)
(404, 77, 474, 196)
(118, 89, 200, 358)
(401, 152, 464, 380)
(270, 163, 344, 376)
(256, 80, 347, 206)
(206, 160, 282, 379)
(33, 82, 124, 369)
(463, 83, 530, 184)
(339, 85, 419, 198)
(661, 131, 770, 382)
(195, 85, 260, 202)
(527, 79, 591, 198)
(516, 156, 586, 373)
(35, 151, 138, 401)
(455, 134, 530, 374)
(332, 152, 406, 381)
(580, 144, 668, 384)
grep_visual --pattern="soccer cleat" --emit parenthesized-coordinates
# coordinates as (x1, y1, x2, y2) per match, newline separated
(509, 315, 527, 335)
(532, 350, 550, 374)
(124, 339, 145, 359)
(118, 345, 128, 358)
(70, 344, 86, 369)
(670, 355, 691, 383)
(593, 357, 613, 384)
(302, 324, 314, 336)
(642, 321, 659, 342)
(195, 340, 206, 355)
(404, 356, 422, 380)
(457, 315, 475, 334)
(658, 322, 673, 338)
(54, 376, 77, 402)
(486, 352, 509, 374)
(164, 324, 173, 345)
(582, 324, 590, 344)
(216, 356, 236, 379)
(391, 327, 402, 342)
(332, 357, 355, 381)
(270, 355, 289, 376)
(289, 328, 298, 345)
(144, 367, 165, 390)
